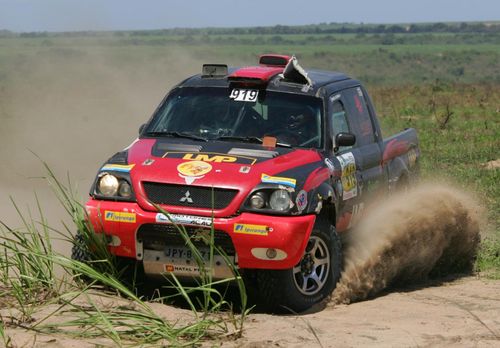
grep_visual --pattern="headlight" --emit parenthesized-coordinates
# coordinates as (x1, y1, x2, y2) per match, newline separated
(249, 192, 266, 209)
(269, 190, 291, 211)
(118, 181, 132, 198)
(98, 174, 119, 196)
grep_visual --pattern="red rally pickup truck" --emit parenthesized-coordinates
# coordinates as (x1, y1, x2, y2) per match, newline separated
(76, 55, 420, 312)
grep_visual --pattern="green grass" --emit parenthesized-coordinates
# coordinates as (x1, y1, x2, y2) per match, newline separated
(0, 165, 249, 346)
(374, 81, 500, 276)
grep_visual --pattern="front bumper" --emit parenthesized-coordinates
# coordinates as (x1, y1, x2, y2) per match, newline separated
(85, 199, 316, 269)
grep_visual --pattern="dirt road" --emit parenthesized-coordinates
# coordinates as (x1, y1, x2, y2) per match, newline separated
(4, 276, 499, 347)
(232, 277, 500, 347)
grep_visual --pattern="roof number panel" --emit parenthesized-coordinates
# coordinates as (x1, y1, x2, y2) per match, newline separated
(230, 89, 258, 102)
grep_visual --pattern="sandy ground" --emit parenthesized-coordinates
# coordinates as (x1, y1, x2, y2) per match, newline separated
(235, 277, 500, 347)
(2, 276, 499, 347)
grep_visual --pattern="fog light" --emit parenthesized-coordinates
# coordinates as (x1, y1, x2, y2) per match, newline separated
(250, 193, 266, 209)
(266, 248, 277, 259)
(118, 181, 132, 197)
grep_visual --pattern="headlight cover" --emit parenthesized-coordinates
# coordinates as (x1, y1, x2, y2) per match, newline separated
(95, 173, 134, 199)
(269, 189, 291, 211)
(98, 174, 119, 196)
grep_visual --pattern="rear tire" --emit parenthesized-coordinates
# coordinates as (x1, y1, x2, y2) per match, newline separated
(255, 217, 342, 313)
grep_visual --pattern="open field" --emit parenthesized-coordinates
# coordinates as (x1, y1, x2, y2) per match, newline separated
(0, 27, 499, 346)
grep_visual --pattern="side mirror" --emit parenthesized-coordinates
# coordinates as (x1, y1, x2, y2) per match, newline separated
(138, 123, 146, 135)
(335, 132, 356, 149)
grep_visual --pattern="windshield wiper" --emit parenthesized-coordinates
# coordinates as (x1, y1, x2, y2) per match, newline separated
(215, 135, 292, 148)
(146, 131, 208, 142)
(216, 135, 262, 143)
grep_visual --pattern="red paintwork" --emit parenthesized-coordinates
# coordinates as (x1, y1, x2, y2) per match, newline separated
(85, 199, 316, 269)
(228, 66, 284, 83)
(382, 139, 409, 165)
(86, 139, 325, 269)
(127, 140, 322, 218)
(303, 167, 330, 192)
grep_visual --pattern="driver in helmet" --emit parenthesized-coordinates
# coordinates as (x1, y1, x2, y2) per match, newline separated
(283, 107, 317, 146)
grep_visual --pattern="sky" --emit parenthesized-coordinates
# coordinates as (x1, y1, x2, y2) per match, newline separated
(0, 0, 499, 32)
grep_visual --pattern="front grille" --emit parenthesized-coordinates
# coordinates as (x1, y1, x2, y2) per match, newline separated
(137, 224, 235, 255)
(143, 182, 238, 209)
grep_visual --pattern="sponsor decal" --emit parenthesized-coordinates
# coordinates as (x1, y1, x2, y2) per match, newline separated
(296, 190, 308, 212)
(337, 152, 358, 200)
(165, 264, 207, 275)
(278, 184, 295, 193)
(163, 152, 257, 165)
(142, 158, 155, 166)
(155, 213, 212, 226)
(104, 211, 136, 223)
(324, 158, 335, 172)
(348, 203, 365, 229)
(177, 160, 212, 184)
(329, 93, 341, 102)
(183, 153, 237, 163)
(100, 164, 135, 173)
(354, 97, 363, 113)
(233, 223, 270, 236)
(239, 166, 251, 174)
(261, 173, 297, 188)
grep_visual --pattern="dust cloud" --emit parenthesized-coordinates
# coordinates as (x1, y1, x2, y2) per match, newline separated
(0, 46, 204, 252)
(331, 183, 483, 305)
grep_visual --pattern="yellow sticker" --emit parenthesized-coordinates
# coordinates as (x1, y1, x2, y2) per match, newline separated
(101, 164, 135, 173)
(183, 153, 238, 163)
(177, 161, 213, 177)
(104, 211, 136, 223)
(261, 174, 296, 188)
(233, 223, 269, 236)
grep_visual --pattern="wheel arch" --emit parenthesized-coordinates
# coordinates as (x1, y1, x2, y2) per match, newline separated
(306, 182, 337, 227)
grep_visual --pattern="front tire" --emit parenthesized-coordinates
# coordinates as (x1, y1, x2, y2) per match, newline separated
(255, 218, 342, 313)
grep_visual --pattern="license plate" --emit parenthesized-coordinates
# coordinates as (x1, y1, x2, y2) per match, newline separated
(143, 248, 235, 279)
(164, 247, 209, 261)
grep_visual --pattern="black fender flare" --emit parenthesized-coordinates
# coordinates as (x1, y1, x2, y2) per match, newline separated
(306, 182, 338, 225)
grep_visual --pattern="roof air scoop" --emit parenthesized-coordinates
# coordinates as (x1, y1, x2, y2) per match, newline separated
(259, 54, 291, 67)
(282, 56, 312, 86)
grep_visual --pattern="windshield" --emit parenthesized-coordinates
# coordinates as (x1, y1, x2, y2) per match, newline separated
(145, 87, 323, 148)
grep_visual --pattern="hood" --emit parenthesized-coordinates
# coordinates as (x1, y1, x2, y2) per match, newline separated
(123, 138, 324, 217)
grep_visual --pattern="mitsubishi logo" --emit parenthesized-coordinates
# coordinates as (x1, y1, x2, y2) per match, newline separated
(180, 190, 194, 204)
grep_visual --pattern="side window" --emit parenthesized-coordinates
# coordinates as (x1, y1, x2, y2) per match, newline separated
(342, 87, 376, 146)
(329, 97, 350, 147)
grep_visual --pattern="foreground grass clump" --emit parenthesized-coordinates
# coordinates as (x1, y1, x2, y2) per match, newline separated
(0, 165, 249, 346)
